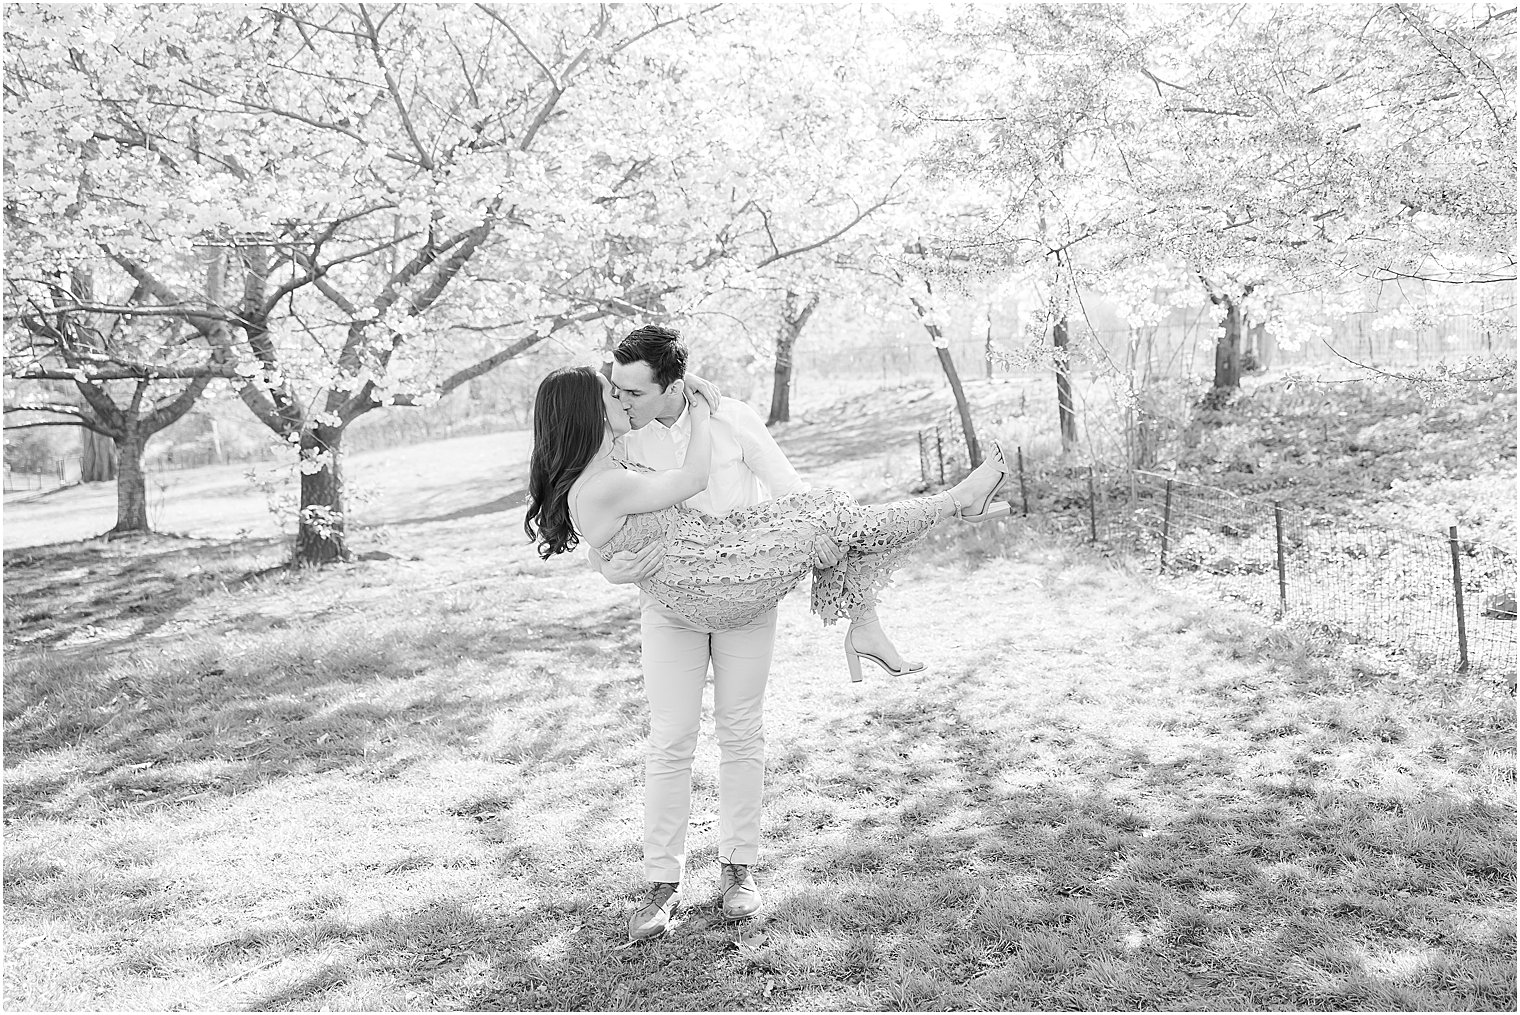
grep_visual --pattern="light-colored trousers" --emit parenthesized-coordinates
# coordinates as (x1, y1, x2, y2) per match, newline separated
(639, 593, 777, 883)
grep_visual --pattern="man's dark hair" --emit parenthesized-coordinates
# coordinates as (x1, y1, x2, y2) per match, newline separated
(613, 324, 687, 390)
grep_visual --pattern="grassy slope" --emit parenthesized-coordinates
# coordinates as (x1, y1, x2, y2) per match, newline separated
(1165, 376, 1517, 548)
(3, 376, 1516, 1011)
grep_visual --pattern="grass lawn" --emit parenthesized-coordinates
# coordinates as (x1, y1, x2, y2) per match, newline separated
(4, 380, 1516, 1011)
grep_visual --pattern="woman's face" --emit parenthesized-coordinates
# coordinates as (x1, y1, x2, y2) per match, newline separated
(597, 372, 632, 438)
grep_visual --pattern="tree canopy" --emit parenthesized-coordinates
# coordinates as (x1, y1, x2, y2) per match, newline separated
(5, 2, 1513, 559)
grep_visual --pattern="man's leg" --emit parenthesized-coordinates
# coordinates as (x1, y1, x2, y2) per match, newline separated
(639, 601, 712, 885)
(710, 608, 777, 919)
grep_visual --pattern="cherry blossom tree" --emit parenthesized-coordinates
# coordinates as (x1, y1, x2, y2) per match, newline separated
(659, 4, 915, 425)
(6, 3, 851, 563)
(901, 3, 1152, 451)
(1123, 4, 1515, 392)
(902, 1, 1514, 427)
(3, 253, 236, 534)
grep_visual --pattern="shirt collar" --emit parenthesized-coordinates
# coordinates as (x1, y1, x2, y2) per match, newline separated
(649, 404, 691, 439)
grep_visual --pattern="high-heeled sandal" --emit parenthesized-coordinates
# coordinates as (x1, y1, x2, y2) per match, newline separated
(845, 619, 927, 683)
(955, 441, 1013, 522)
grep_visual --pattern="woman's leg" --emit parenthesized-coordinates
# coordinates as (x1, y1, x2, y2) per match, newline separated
(843, 604, 918, 672)
(812, 492, 955, 622)
(812, 450, 1011, 670)
(946, 449, 1010, 516)
(825, 447, 1010, 569)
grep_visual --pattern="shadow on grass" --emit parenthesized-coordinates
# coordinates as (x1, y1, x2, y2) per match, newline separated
(437, 546, 1512, 1012)
(741, 683, 1516, 1012)
(384, 486, 529, 528)
(292, 782, 1509, 1012)
(3, 534, 290, 652)
(2, 581, 643, 821)
(217, 893, 757, 1013)
(4, 500, 1513, 1011)
(769, 380, 1025, 477)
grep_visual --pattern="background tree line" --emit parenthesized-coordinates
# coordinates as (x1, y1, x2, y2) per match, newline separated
(4, 2, 1513, 565)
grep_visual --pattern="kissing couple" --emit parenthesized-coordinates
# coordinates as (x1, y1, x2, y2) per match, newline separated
(524, 324, 1010, 941)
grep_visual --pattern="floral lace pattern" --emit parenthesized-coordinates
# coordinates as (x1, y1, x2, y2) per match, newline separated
(595, 466, 955, 630)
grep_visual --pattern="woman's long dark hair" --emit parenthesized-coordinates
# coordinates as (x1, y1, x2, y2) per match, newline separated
(524, 366, 606, 559)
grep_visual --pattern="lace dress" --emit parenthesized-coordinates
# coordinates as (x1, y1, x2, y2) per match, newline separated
(592, 465, 956, 630)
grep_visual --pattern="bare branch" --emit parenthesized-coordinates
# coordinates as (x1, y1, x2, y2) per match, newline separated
(3, 299, 234, 322)
(3, 419, 111, 433)
(9, 365, 239, 381)
(5, 402, 89, 417)
(287, 248, 366, 318)
(264, 223, 423, 317)
(403, 198, 506, 317)
(358, 3, 436, 170)
(511, 5, 618, 152)
(754, 177, 903, 269)
(1140, 66, 1195, 96)
(373, 224, 481, 317)
(1320, 337, 1516, 382)
(608, 5, 723, 56)
(143, 374, 214, 433)
(477, 5, 560, 89)
(1368, 264, 1517, 285)
(1393, 4, 1507, 131)
(106, 252, 227, 336)
(595, 157, 653, 205)
(757, 206, 781, 262)
(434, 306, 612, 396)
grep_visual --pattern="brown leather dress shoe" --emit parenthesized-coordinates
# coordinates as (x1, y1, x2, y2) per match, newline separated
(627, 882, 680, 942)
(719, 862, 761, 920)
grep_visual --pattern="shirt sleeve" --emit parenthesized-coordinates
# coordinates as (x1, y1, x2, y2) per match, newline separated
(717, 400, 806, 499)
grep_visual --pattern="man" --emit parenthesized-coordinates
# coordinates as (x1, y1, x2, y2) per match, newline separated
(595, 323, 840, 941)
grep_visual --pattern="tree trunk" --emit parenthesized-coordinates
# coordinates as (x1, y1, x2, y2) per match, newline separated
(768, 348, 793, 425)
(983, 302, 995, 379)
(1053, 315, 1078, 453)
(81, 426, 117, 483)
(767, 291, 818, 426)
(294, 426, 349, 566)
(934, 344, 981, 470)
(1248, 318, 1270, 370)
(108, 433, 149, 535)
(1213, 296, 1243, 391)
(902, 268, 981, 470)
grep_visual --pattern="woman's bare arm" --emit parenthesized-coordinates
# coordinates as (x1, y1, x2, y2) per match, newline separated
(575, 393, 714, 546)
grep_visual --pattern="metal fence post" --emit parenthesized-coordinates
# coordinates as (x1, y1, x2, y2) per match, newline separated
(1274, 503, 1287, 616)
(1017, 446, 1029, 516)
(1087, 466, 1098, 541)
(1160, 478, 1174, 569)
(934, 427, 945, 485)
(1448, 524, 1470, 672)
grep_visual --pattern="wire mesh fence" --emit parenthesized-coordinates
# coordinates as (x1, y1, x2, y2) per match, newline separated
(2, 455, 82, 493)
(918, 425, 1518, 676)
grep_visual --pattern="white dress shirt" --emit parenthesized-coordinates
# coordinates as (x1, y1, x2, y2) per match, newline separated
(616, 399, 804, 515)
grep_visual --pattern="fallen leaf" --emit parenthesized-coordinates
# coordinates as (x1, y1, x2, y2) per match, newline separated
(731, 929, 768, 950)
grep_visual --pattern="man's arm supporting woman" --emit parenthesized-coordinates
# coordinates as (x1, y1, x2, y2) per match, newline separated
(592, 379, 840, 583)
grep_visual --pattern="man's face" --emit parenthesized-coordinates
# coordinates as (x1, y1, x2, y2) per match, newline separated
(609, 360, 684, 430)
(596, 372, 632, 438)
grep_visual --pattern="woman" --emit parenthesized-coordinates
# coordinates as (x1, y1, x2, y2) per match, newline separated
(523, 366, 1011, 680)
